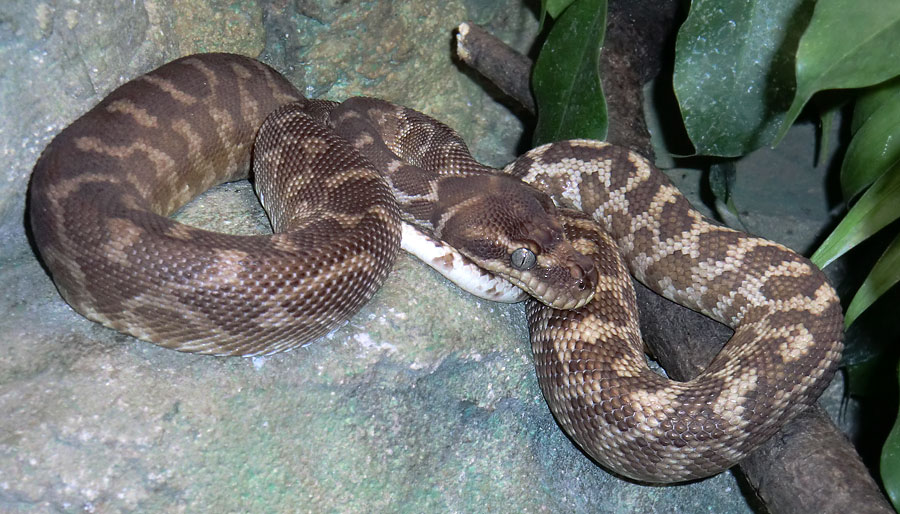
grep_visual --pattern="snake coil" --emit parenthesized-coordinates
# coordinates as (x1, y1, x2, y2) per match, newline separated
(29, 53, 843, 482)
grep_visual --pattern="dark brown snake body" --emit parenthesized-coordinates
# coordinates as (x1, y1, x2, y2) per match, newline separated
(29, 53, 843, 483)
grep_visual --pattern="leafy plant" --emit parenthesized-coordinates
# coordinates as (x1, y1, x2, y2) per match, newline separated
(533, 0, 900, 505)
(815, 77, 900, 327)
(533, 0, 608, 145)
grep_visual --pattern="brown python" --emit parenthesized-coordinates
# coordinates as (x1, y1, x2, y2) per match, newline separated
(28, 53, 843, 483)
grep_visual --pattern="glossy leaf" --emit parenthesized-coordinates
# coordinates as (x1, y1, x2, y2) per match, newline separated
(812, 163, 900, 268)
(532, 0, 608, 146)
(851, 76, 900, 134)
(672, 0, 811, 156)
(845, 233, 900, 327)
(542, 0, 576, 19)
(881, 364, 900, 510)
(841, 82, 900, 199)
(777, 0, 900, 143)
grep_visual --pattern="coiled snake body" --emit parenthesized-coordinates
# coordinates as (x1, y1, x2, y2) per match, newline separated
(29, 53, 843, 483)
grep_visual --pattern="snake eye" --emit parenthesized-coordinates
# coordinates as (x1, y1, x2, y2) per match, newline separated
(510, 247, 536, 271)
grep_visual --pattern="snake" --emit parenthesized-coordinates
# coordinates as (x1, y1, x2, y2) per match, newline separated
(28, 53, 844, 483)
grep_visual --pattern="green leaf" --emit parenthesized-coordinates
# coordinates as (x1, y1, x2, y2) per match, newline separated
(841, 81, 900, 199)
(532, 0, 608, 147)
(812, 163, 900, 268)
(776, 0, 900, 143)
(851, 76, 900, 134)
(542, 0, 576, 19)
(817, 104, 837, 168)
(672, 0, 812, 156)
(845, 233, 900, 327)
(881, 363, 900, 510)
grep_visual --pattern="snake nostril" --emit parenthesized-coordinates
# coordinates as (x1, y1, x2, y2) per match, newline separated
(570, 266, 583, 280)
(568, 256, 596, 293)
(567, 262, 585, 282)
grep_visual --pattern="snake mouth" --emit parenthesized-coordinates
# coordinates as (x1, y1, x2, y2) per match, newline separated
(537, 285, 594, 310)
(514, 267, 596, 310)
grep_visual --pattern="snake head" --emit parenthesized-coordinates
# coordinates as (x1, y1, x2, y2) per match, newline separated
(436, 175, 597, 310)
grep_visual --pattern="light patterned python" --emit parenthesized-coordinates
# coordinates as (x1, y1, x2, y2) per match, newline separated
(28, 53, 843, 483)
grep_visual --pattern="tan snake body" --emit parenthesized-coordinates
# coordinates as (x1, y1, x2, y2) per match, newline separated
(28, 53, 843, 483)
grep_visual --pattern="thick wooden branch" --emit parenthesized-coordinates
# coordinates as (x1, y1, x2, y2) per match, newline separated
(456, 23, 535, 114)
(455, 7, 892, 512)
